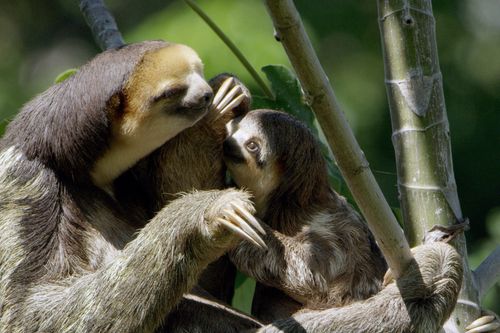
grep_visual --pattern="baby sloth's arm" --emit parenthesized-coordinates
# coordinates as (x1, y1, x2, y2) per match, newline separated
(223, 109, 386, 310)
(229, 206, 385, 309)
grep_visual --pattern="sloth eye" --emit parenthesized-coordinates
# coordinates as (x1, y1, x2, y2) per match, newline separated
(162, 87, 186, 99)
(245, 141, 260, 153)
(154, 86, 187, 102)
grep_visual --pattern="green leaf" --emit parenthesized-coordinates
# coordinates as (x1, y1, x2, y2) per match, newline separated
(258, 65, 315, 126)
(54, 69, 78, 84)
(231, 271, 256, 315)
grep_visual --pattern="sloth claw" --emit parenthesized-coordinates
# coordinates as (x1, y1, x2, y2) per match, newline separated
(209, 77, 247, 122)
(212, 77, 234, 107)
(217, 94, 246, 119)
(466, 315, 500, 333)
(218, 207, 267, 249)
(231, 202, 266, 235)
(215, 85, 242, 112)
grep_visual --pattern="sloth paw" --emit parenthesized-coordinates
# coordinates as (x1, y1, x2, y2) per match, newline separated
(208, 190, 266, 249)
(209, 76, 251, 122)
(465, 312, 500, 333)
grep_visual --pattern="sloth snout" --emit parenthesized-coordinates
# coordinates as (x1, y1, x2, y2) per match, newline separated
(223, 138, 246, 164)
(201, 90, 214, 107)
(190, 89, 213, 110)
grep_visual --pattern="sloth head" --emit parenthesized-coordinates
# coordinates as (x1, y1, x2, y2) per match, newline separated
(4, 40, 213, 187)
(117, 43, 213, 138)
(91, 42, 213, 187)
(223, 109, 330, 217)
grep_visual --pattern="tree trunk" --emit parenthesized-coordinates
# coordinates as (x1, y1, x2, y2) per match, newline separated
(377, 0, 480, 330)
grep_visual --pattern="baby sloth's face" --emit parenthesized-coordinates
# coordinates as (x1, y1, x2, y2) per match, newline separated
(223, 111, 281, 204)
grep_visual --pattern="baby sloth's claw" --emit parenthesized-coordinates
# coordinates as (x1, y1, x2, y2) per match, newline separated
(465, 315, 500, 333)
(218, 206, 267, 249)
(212, 77, 234, 107)
(209, 76, 250, 123)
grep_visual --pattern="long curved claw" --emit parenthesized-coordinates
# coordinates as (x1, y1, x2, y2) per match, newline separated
(466, 315, 500, 333)
(217, 218, 259, 248)
(216, 94, 246, 120)
(382, 268, 394, 286)
(215, 85, 241, 112)
(231, 202, 266, 235)
(212, 77, 234, 107)
(223, 209, 266, 249)
(218, 205, 267, 249)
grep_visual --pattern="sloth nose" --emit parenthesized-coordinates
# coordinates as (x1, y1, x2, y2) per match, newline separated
(223, 138, 245, 163)
(202, 91, 213, 106)
(193, 89, 213, 110)
(223, 138, 236, 155)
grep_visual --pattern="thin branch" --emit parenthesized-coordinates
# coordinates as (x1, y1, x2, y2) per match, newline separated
(184, 0, 273, 99)
(79, 0, 125, 50)
(264, 0, 413, 278)
(474, 246, 500, 300)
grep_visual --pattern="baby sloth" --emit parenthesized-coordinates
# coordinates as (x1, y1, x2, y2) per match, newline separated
(224, 109, 387, 322)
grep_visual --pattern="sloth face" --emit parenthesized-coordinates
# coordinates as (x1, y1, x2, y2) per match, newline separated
(92, 44, 213, 187)
(223, 111, 281, 209)
(119, 44, 213, 144)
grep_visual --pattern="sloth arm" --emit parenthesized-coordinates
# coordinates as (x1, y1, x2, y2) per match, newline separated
(250, 242, 463, 333)
(7, 190, 260, 333)
(229, 217, 353, 308)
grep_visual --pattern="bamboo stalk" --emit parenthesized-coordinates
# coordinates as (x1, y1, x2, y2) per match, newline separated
(264, 0, 413, 279)
(377, 0, 481, 330)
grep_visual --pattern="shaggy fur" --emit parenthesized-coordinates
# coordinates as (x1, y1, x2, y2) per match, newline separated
(0, 41, 258, 333)
(116, 73, 252, 304)
(254, 242, 463, 333)
(224, 110, 387, 322)
(0, 41, 463, 333)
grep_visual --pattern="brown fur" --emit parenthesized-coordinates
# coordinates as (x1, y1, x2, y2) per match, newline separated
(254, 242, 463, 333)
(0, 40, 463, 333)
(224, 110, 387, 321)
(0, 41, 258, 333)
(123, 80, 462, 333)
(115, 73, 251, 303)
(135, 98, 462, 333)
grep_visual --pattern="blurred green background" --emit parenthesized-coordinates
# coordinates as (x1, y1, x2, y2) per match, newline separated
(0, 0, 498, 312)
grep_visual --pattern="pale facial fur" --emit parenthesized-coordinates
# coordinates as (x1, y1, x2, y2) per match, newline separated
(224, 116, 281, 216)
(92, 44, 213, 188)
